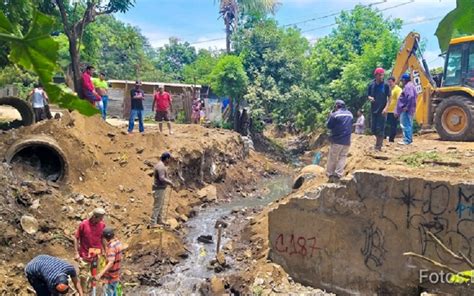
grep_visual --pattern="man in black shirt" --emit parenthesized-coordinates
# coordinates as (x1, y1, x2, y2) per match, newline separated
(128, 81, 145, 133)
(367, 68, 391, 151)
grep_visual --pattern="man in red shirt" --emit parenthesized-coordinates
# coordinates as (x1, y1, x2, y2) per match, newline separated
(152, 85, 173, 135)
(73, 208, 106, 262)
(81, 65, 101, 105)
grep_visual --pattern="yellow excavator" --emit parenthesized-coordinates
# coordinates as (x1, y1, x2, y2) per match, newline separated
(392, 32, 474, 141)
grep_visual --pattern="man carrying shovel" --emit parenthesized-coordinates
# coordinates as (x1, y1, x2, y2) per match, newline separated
(150, 152, 175, 228)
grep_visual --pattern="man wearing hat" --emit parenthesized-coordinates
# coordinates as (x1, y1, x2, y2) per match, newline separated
(25, 255, 84, 296)
(151, 152, 175, 227)
(367, 67, 391, 151)
(95, 228, 123, 296)
(326, 100, 353, 182)
(395, 73, 418, 145)
(73, 208, 106, 263)
(128, 81, 145, 133)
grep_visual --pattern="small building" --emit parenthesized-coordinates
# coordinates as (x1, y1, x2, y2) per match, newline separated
(107, 80, 201, 122)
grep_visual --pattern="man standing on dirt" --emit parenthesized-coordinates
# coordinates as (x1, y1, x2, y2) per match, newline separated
(326, 100, 353, 182)
(367, 68, 391, 151)
(81, 66, 101, 105)
(395, 73, 418, 145)
(386, 76, 402, 142)
(93, 72, 109, 120)
(73, 208, 106, 262)
(25, 254, 84, 296)
(128, 81, 145, 134)
(151, 152, 174, 227)
(28, 84, 47, 122)
(95, 228, 122, 296)
(152, 85, 173, 135)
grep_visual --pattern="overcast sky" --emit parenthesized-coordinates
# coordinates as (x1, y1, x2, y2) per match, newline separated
(117, 0, 457, 68)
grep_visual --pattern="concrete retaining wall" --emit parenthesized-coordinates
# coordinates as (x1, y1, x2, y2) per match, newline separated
(268, 170, 474, 295)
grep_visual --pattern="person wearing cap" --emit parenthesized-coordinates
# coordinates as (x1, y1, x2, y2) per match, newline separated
(367, 67, 391, 151)
(95, 228, 122, 296)
(151, 152, 175, 227)
(73, 208, 106, 262)
(152, 85, 173, 135)
(25, 254, 83, 296)
(128, 81, 145, 133)
(326, 100, 353, 182)
(92, 72, 109, 120)
(395, 73, 418, 145)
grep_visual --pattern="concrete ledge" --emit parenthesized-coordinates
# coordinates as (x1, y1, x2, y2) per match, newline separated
(268, 170, 473, 295)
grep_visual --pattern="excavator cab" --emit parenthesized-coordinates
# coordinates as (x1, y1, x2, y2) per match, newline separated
(434, 36, 474, 141)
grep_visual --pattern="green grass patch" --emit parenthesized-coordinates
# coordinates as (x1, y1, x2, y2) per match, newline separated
(400, 151, 441, 167)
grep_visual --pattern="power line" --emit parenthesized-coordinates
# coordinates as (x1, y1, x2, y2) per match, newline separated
(190, 0, 418, 46)
(301, 0, 415, 34)
(403, 15, 443, 25)
(282, 0, 387, 28)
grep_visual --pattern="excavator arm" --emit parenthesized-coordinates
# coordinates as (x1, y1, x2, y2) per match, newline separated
(391, 32, 437, 126)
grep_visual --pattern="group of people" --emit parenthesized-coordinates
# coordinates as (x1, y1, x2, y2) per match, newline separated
(127, 81, 174, 135)
(25, 208, 121, 296)
(326, 67, 418, 182)
(24, 152, 175, 295)
(81, 66, 109, 120)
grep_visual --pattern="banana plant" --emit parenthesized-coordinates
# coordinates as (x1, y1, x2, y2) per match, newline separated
(0, 9, 98, 115)
(435, 0, 474, 52)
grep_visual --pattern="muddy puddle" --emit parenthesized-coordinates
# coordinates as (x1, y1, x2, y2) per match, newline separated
(134, 175, 293, 295)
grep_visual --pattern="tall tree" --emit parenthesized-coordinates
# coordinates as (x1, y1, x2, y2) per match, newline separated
(217, 0, 279, 53)
(52, 0, 134, 94)
(154, 38, 197, 81)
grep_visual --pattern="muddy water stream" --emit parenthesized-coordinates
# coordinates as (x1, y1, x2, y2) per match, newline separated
(137, 175, 293, 296)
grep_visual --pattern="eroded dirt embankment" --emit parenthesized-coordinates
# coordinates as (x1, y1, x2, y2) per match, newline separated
(0, 112, 289, 295)
(216, 132, 474, 295)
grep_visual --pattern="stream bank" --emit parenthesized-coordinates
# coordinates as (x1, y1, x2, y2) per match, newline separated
(130, 175, 293, 295)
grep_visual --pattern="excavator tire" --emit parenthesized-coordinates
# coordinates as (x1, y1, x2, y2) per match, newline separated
(434, 95, 474, 141)
(0, 96, 35, 130)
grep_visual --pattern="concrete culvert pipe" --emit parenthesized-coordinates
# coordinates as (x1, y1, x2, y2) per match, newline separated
(5, 136, 68, 182)
(0, 96, 35, 130)
(292, 176, 305, 190)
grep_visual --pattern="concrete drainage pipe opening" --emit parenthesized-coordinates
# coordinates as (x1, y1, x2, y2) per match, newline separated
(292, 175, 305, 190)
(0, 97, 35, 130)
(5, 137, 68, 182)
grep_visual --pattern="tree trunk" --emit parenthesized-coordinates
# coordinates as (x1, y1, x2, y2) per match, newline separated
(67, 35, 82, 96)
(225, 19, 231, 53)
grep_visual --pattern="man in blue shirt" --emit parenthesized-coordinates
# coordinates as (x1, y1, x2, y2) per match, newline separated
(326, 100, 353, 182)
(367, 68, 391, 151)
(128, 81, 145, 133)
(25, 255, 83, 296)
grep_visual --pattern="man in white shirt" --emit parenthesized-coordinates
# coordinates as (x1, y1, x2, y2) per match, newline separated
(28, 84, 48, 122)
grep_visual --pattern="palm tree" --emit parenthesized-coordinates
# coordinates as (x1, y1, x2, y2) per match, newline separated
(217, 0, 279, 53)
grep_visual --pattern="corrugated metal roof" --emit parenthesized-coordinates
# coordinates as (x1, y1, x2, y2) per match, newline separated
(108, 79, 201, 88)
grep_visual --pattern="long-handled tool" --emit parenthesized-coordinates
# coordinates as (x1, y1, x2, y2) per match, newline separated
(88, 248, 101, 296)
(91, 257, 98, 296)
